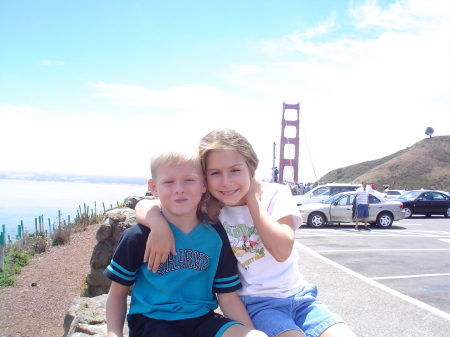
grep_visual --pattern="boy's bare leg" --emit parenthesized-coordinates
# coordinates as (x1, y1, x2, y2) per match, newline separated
(222, 324, 268, 337)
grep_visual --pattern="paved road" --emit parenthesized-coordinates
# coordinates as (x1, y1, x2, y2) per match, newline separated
(294, 216, 450, 337)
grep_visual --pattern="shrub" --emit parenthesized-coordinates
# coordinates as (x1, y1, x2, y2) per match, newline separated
(0, 246, 30, 287)
(52, 226, 72, 246)
(27, 233, 49, 255)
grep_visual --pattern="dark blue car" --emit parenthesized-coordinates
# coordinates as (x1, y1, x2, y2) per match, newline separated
(394, 190, 450, 218)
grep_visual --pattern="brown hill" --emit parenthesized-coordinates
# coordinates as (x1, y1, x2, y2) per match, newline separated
(320, 136, 450, 191)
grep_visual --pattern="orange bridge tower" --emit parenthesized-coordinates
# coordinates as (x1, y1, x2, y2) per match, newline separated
(278, 102, 300, 184)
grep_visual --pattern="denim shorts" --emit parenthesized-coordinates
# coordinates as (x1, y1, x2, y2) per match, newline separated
(241, 285, 344, 337)
(357, 204, 369, 218)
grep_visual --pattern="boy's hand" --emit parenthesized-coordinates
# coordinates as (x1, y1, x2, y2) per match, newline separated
(144, 221, 176, 273)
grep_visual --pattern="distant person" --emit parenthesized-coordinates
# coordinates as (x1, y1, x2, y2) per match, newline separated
(298, 182, 305, 195)
(104, 149, 266, 337)
(293, 181, 299, 195)
(273, 166, 279, 183)
(355, 181, 370, 231)
(305, 182, 312, 193)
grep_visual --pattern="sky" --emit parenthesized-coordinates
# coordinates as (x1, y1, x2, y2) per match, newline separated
(0, 0, 449, 184)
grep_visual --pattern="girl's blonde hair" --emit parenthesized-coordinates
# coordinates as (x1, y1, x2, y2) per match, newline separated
(198, 129, 259, 223)
(150, 149, 205, 222)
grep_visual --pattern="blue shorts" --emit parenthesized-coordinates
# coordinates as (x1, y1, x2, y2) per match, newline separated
(241, 285, 344, 337)
(128, 310, 241, 337)
(357, 204, 369, 218)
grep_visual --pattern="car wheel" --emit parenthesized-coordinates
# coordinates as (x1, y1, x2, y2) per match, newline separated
(377, 212, 393, 228)
(404, 207, 412, 218)
(308, 212, 326, 228)
(445, 207, 450, 218)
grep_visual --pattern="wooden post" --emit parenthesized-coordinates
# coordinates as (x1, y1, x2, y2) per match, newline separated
(17, 223, 22, 249)
(102, 202, 106, 213)
(58, 210, 61, 228)
(48, 218, 52, 235)
(0, 225, 5, 269)
(35, 218, 38, 234)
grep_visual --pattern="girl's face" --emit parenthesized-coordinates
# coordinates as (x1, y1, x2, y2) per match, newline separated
(205, 149, 251, 206)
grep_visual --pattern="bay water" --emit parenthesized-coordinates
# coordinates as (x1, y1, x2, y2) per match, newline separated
(0, 179, 148, 240)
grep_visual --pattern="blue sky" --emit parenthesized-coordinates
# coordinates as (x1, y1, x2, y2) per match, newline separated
(1, 0, 448, 183)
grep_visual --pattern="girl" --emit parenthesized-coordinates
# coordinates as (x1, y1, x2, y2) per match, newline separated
(136, 129, 357, 337)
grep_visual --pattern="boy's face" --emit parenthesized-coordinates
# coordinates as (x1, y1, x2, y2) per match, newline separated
(205, 149, 251, 207)
(150, 161, 206, 221)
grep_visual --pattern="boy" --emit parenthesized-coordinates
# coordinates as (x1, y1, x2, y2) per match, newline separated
(103, 150, 266, 337)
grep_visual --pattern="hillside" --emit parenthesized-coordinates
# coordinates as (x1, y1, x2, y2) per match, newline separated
(320, 136, 450, 191)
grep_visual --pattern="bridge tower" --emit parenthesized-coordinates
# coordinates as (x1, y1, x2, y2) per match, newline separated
(278, 102, 300, 184)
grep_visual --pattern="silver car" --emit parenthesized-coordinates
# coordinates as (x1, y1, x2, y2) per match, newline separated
(298, 191, 405, 228)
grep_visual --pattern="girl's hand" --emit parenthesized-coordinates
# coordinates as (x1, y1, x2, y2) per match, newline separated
(145, 221, 176, 273)
(243, 177, 262, 205)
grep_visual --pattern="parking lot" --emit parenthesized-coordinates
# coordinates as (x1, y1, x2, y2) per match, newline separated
(296, 216, 450, 314)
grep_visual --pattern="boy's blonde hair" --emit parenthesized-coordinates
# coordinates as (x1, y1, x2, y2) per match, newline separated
(151, 150, 202, 180)
(150, 149, 205, 222)
(198, 129, 259, 224)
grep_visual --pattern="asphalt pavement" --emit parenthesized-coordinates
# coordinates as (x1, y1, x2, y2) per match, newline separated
(294, 241, 450, 337)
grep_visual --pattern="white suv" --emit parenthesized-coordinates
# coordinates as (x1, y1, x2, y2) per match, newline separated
(294, 183, 362, 206)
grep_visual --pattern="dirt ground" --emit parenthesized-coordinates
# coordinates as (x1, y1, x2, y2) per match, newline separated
(0, 223, 101, 337)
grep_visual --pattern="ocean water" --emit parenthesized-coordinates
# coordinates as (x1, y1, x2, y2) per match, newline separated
(0, 179, 148, 240)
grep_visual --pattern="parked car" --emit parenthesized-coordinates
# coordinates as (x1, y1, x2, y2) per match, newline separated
(393, 190, 450, 218)
(294, 183, 361, 206)
(383, 189, 407, 199)
(298, 191, 405, 228)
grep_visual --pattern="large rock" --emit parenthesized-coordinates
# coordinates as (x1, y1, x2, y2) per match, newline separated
(65, 195, 157, 336)
(62, 294, 130, 337)
(81, 196, 156, 297)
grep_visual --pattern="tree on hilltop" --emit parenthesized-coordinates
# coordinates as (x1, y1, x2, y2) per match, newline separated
(425, 127, 434, 138)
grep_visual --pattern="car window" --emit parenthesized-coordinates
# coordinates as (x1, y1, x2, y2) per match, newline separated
(335, 195, 349, 206)
(323, 193, 345, 204)
(431, 192, 446, 201)
(312, 187, 330, 196)
(347, 194, 356, 205)
(421, 193, 432, 201)
(387, 191, 400, 195)
(369, 194, 381, 204)
(398, 191, 421, 200)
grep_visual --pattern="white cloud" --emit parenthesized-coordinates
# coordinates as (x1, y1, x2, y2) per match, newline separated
(226, 0, 449, 181)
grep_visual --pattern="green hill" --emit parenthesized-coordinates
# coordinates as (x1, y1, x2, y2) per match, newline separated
(319, 136, 450, 191)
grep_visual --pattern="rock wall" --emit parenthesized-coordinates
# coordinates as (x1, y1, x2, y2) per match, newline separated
(81, 196, 156, 297)
(63, 195, 155, 337)
(62, 294, 129, 337)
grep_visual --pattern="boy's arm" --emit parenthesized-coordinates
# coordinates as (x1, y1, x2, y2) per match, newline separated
(217, 292, 255, 329)
(135, 199, 175, 272)
(105, 282, 130, 337)
(243, 179, 296, 262)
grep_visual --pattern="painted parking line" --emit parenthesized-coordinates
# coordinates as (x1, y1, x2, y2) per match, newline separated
(296, 229, 450, 238)
(371, 273, 450, 281)
(314, 248, 450, 253)
(296, 242, 450, 321)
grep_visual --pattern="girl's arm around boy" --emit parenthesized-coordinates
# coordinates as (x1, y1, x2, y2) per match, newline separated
(135, 199, 175, 273)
